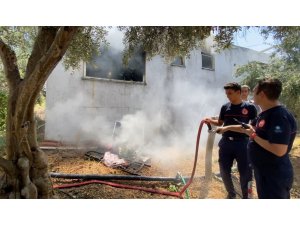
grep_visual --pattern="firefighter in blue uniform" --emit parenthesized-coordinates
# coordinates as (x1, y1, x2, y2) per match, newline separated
(221, 78, 297, 198)
(245, 78, 297, 198)
(205, 82, 257, 199)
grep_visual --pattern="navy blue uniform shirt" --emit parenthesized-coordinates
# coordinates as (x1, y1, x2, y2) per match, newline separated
(219, 101, 257, 138)
(248, 105, 297, 172)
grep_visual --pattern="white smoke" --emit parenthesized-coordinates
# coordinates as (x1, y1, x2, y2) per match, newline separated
(46, 92, 114, 146)
(112, 74, 225, 166)
(46, 27, 229, 167)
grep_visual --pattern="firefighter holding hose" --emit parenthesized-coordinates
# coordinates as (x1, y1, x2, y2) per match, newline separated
(205, 82, 257, 199)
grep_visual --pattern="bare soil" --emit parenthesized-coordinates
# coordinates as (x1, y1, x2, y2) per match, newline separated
(48, 147, 227, 199)
(46, 139, 300, 199)
(1, 137, 299, 199)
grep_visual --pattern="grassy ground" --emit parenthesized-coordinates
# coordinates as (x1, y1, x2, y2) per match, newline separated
(293, 135, 300, 147)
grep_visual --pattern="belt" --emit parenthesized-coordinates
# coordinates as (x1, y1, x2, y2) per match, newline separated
(223, 136, 249, 141)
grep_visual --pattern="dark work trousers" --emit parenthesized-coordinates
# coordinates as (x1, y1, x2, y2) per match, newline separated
(253, 164, 293, 199)
(218, 137, 252, 198)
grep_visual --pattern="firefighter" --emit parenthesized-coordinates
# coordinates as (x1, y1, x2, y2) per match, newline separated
(245, 78, 297, 198)
(205, 82, 257, 199)
(242, 84, 261, 114)
(221, 78, 297, 198)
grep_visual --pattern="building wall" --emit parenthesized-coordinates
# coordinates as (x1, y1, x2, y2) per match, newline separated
(45, 46, 269, 145)
(215, 45, 270, 84)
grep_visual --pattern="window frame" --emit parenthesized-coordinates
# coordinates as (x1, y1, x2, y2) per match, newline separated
(170, 56, 185, 67)
(83, 62, 147, 85)
(83, 48, 147, 84)
(201, 52, 214, 71)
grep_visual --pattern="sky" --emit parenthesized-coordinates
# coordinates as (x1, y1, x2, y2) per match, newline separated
(233, 28, 275, 53)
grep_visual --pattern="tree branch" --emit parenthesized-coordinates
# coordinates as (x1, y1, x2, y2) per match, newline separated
(26, 26, 78, 84)
(23, 27, 78, 95)
(0, 38, 21, 89)
(15, 27, 79, 128)
(25, 27, 59, 78)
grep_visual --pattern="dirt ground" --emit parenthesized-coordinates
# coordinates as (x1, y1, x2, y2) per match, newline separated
(46, 137, 300, 199)
(48, 146, 226, 199)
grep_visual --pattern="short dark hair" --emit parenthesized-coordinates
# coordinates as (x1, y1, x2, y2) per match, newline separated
(256, 77, 282, 100)
(224, 82, 241, 92)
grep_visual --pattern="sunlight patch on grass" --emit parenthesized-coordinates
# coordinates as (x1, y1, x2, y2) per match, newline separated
(293, 135, 300, 148)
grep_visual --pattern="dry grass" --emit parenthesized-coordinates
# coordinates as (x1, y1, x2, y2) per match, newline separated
(47, 135, 300, 199)
(293, 135, 300, 148)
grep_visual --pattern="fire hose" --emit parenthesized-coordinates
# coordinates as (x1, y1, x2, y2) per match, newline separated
(52, 119, 210, 199)
(50, 173, 192, 182)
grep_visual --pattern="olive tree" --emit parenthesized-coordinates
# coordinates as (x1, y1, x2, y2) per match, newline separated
(0, 26, 106, 198)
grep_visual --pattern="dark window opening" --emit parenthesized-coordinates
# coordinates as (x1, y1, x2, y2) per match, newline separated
(201, 52, 214, 70)
(171, 56, 185, 66)
(86, 46, 145, 82)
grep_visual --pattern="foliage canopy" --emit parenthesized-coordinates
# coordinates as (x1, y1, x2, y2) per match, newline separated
(236, 26, 300, 123)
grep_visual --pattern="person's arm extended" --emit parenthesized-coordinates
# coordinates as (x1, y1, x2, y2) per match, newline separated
(204, 117, 223, 126)
(215, 125, 245, 134)
(218, 125, 288, 157)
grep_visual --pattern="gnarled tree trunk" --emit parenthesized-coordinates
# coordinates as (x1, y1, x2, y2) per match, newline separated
(0, 26, 78, 198)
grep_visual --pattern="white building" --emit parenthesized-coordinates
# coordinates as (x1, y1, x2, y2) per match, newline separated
(45, 36, 269, 150)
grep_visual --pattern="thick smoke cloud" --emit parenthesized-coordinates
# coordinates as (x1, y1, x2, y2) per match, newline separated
(47, 28, 228, 167)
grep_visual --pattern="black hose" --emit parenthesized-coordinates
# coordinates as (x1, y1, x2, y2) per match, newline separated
(49, 172, 199, 182)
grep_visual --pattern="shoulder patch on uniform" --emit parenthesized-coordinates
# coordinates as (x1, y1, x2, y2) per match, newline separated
(258, 119, 265, 127)
(274, 125, 283, 133)
(242, 108, 248, 115)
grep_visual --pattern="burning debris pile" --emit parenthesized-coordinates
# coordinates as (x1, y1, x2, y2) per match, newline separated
(84, 149, 150, 176)
(84, 121, 151, 175)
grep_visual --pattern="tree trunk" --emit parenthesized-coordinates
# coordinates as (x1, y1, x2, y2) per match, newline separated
(0, 26, 79, 198)
(0, 82, 52, 199)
